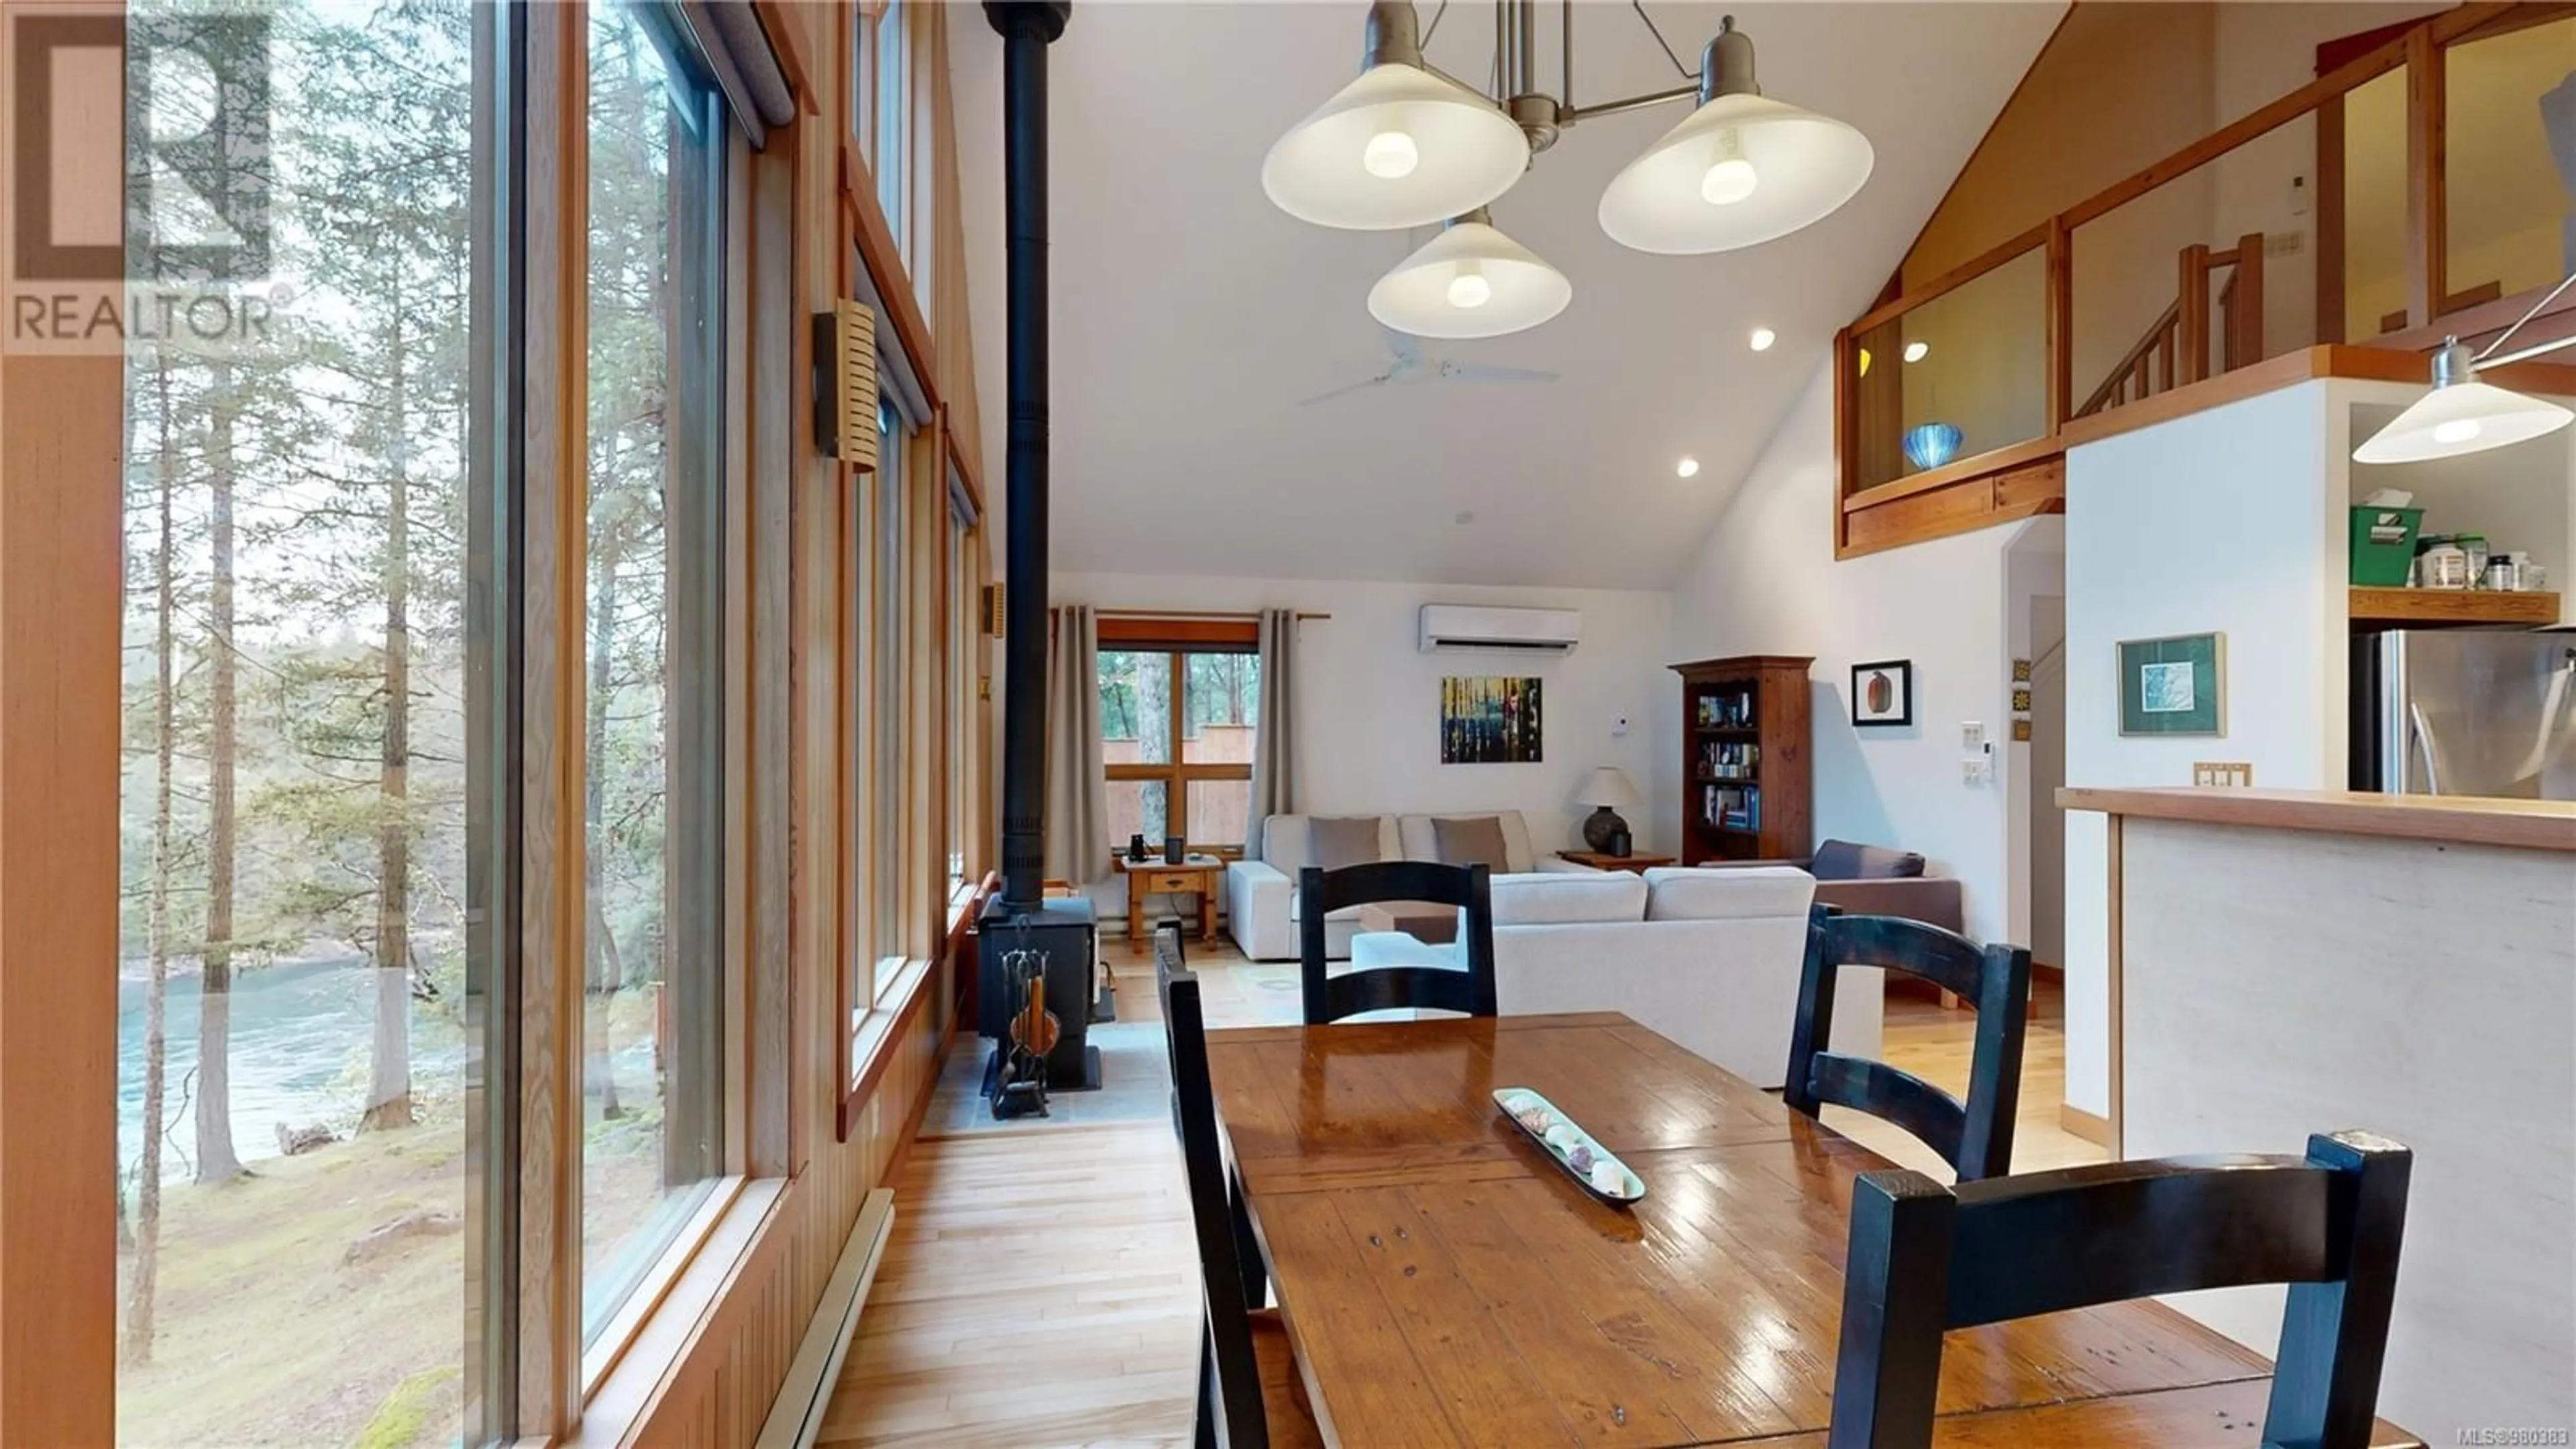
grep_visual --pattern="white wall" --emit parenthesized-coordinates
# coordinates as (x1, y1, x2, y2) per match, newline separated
(2061, 379, 2357, 1118)
(2003, 533, 2067, 953)
(1669, 369, 2040, 947)
(1051, 570, 1676, 913)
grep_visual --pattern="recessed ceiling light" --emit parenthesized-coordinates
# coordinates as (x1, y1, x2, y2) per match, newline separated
(1676, 457, 1701, 478)
(1902, 339, 1930, 363)
(1748, 327, 1776, 352)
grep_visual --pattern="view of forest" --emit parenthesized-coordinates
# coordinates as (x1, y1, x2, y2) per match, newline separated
(113, 1, 698, 1442)
(1099, 649, 1260, 849)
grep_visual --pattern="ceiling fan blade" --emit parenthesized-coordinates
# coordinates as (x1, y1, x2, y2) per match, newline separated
(1442, 363, 1561, 386)
(1297, 372, 1393, 407)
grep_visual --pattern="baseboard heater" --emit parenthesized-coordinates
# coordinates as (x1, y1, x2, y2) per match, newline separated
(754, 1187, 897, 1449)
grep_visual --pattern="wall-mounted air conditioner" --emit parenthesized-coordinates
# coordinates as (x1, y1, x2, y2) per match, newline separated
(1418, 604, 1582, 656)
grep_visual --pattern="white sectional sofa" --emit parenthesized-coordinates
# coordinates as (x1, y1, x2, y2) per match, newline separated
(1344, 867, 1883, 1088)
(1224, 811, 1594, 962)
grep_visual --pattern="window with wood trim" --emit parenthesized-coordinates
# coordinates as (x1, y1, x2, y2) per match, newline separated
(1097, 619, 1261, 854)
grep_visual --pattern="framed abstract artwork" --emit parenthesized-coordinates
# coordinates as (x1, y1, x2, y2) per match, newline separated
(1440, 676, 1544, 763)
(1849, 659, 1913, 727)
(2118, 633, 2225, 735)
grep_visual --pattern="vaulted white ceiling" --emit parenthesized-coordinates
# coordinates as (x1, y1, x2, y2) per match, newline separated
(954, 2, 2064, 588)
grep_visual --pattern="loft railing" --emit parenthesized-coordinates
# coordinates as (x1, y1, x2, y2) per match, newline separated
(1835, 0, 2576, 559)
(2075, 234, 2267, 419)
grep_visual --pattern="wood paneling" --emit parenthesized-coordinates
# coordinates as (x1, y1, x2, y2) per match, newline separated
(0, 161, 127, 1449)
(1843, 480, 1997, 555)
(1843, 435, 2063, 513)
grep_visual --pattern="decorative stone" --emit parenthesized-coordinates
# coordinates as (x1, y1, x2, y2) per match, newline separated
(1566, 1144, 1595, 1173)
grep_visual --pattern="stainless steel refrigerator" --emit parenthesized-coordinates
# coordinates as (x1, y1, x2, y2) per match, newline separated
(2351, 629, 2576, 798)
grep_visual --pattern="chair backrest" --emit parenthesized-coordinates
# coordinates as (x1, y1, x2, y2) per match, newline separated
(1299, 860, 1498, 1025)
(1157, 924, 1274, 1448)
(1829, 1130, 2412, 1449)
(1784, 905, 2031, 1181)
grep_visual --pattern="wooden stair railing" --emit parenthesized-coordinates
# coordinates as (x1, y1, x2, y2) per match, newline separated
(2074, 232, 2265, 419)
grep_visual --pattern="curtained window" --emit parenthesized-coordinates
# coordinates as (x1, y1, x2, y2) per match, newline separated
(1097, 619, 1261, 853)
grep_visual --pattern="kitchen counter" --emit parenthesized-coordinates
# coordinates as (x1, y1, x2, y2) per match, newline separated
(2056, 785, 2576, 851)
(2061, 785, 2574, 1443)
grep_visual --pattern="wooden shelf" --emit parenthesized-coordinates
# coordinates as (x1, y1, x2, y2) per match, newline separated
(1694, 726, 1760, 737)
(2349, 587, 2561, 629)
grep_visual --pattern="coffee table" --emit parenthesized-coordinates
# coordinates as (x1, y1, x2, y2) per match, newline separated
(1354, 900, 1458, 945)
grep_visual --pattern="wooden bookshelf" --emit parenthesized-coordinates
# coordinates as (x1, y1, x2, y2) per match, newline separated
(1670, 655, 1813, 865)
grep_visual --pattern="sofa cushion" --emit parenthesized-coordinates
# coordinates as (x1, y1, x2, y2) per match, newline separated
(1397, 812, 1538, 873)
(1431, 814, 1511, 869)
(1307, 814, 1387, 873)
(1489, 871, 1648, 926)
(1811, 839, 1925, 881)
(1643, 866, 1816, 922)
(1263, 814, 1398, 874)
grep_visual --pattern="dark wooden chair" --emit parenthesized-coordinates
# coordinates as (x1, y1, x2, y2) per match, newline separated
(1155, 926, 1320, 1449)
(1828, 1130, 2412, 1449)
(1297, 860, 1497, 1026)
(1784, 904, 2031, 1181)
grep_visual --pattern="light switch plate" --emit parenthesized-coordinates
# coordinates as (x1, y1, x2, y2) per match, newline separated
(1962, 757, 1993, 786)
(1960, 721, 1986, 751)
(2192, 761, 2255, 788)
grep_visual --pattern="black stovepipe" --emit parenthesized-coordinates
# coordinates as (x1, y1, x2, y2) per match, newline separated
(985, 0, 1069, 911)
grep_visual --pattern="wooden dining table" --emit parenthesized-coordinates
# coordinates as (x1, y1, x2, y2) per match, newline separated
(1203, 1011, 2422, 1448)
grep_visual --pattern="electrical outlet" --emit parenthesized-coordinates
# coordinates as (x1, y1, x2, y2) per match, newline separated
(2192, 761, 2255, 788)
(1962, 757, 1993, 786)
(2266, 229, 2306, 258)
(1960, 720, 1986, 751)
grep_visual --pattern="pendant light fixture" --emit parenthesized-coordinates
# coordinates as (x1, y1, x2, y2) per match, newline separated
(2355, 297, 2576, 464)
(1268, 3, 1873, 325)
(1597, 19, 1873, 255)
(1261, 1, 1532, 231)
(1367, 209, 1572, 339)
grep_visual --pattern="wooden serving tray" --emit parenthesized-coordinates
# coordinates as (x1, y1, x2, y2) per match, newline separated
(1493, 1087, 1646, 1205)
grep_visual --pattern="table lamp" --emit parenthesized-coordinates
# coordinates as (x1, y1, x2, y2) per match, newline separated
(1574, 766, 1642, 854)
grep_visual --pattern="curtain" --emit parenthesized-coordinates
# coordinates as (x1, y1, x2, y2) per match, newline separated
(1042, 604, 1107, 882)
(1244, 608, 1299, 861)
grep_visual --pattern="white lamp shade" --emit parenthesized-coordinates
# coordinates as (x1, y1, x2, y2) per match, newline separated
(1575, 765, 1642, 810)
(1597, 92, 1874, 255)
(2351, 378, 2575, 463)
(1262, 63, 1532, 231)
(1366, 221, 1572, 339)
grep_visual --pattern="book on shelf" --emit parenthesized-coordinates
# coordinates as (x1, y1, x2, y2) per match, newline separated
(1701, 784, 1761, 832)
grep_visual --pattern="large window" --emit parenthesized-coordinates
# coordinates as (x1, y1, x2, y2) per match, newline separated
(113, 1, 479, 1442)
(581, 1, 729, 1346)
(945, 499, 980, 892)
(1099, 640, 1263, 853)
(865, 394, 914, 1003)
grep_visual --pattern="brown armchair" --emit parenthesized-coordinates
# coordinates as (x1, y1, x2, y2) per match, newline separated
(1696, 838, 1963, 933)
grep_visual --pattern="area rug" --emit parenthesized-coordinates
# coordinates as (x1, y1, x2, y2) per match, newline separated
(920, 1021, 1174, 1137)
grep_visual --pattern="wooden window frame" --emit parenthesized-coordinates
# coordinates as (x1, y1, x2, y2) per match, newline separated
(1097, 617, 1260, 855)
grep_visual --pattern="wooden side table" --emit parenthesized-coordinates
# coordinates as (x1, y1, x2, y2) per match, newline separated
(1115, 855, 1222, 941)
(1558, 851, 1676, 875)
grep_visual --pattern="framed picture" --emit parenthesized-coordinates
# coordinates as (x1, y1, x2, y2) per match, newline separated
(2011, 687, 2033, 713)
(2118, 633, 2226, 735)
(1849, 659, 1913, 727)
(1440, 676, 1544, 763)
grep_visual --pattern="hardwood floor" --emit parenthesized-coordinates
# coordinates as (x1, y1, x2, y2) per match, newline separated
(824, 941, 2100, 1448)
